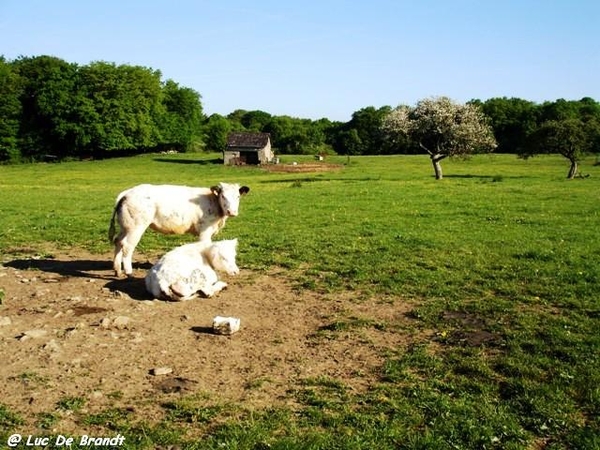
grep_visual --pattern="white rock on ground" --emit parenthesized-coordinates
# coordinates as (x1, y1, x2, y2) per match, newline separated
(150, 367, 173, 376)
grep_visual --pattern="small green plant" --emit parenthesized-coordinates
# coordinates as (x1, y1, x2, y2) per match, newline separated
(12, 372, 49, 387)
(163, 399, 223, 424)
(245, 377, 272, 390)
(82, 407, 132, 428)
(106, 391, 124, 400)
(0, 404, 24, 429)
(36, 412, 59, 430)
(56, 396, 85, 412)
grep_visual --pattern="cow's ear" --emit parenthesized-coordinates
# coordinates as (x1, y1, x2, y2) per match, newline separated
(239, 186, 250, 195)
(211, 185, 222, 195)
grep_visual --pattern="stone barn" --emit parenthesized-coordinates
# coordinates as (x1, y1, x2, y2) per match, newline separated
(224, 132, 274, 165)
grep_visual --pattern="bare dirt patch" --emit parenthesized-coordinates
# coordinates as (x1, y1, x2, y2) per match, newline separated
(263, 162, 343, 173)
(0, 248, 415, 432)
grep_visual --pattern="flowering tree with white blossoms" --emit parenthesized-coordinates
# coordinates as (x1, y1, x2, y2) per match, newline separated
(382, 97, 497, 179)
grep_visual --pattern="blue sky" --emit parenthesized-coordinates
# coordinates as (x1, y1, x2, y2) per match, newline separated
(1, 0, 598, 121)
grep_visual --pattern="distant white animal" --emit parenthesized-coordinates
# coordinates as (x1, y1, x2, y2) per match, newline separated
(145, 239, 239, 301)
(108, 182, 250, 277)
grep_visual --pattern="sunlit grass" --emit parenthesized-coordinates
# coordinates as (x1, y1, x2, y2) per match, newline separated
(0, 152, 599, 448)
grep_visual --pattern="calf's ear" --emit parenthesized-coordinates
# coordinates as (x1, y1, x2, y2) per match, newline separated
(239, 186, 250, 195)
(211, 185, 222, 195)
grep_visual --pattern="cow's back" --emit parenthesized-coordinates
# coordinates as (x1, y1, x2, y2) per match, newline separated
(125, 184, 215, 235)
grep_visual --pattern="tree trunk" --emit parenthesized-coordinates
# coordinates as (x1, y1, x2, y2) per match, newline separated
(567, 159, 578, 179)
(431, 154, 448, 180)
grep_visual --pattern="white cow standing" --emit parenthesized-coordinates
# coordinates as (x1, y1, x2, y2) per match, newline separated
(145, 239, 239, 301)
(108, 182, 249, 277)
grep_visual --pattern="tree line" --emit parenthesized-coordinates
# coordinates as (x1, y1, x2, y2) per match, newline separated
(1, 55, 599, 176)
(0, 55, 203, 161)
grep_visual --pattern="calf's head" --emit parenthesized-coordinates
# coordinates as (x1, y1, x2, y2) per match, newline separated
(205, 238, 239, 276)
(211, 182, 250, 217)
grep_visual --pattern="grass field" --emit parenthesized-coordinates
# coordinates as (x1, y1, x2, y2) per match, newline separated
(1, 153, 599, 449)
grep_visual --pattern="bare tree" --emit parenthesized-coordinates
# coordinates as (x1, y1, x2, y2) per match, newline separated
(382, 97, 497, 179)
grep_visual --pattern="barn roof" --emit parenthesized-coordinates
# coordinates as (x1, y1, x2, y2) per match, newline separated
(226, 132, 271, 149)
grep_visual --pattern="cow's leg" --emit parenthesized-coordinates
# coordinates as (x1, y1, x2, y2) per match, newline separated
(197, 228, 213, 244)
(203, 280, 228, 297)
(197, 218, 226, 244)
(213, 280, 228, 293)
(112, 231, 126, 277)
(170, 280, 197, 301)
(121, 227, 146, 277)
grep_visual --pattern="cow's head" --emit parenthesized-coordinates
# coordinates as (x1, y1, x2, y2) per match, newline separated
(206, 238, 239, 275)
(211, 182, 250, 217)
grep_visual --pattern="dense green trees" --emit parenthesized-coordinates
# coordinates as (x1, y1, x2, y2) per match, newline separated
(0, 55, 203, 162)
(478, 97, 600, 178)
(474, 97, 538, 154)
(330, 106, 393, 156)
(1, 55, 598, 167)
(0, 57, 22, 161)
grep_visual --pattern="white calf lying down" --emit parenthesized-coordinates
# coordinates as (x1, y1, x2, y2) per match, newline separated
(145, 239, 239, 301)
(109, 182, 249, 277)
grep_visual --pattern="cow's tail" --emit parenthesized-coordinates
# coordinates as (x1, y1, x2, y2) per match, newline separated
(108, 195, 126, 243)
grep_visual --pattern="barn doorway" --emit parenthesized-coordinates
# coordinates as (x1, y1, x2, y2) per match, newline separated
(239, 151, 259, 165)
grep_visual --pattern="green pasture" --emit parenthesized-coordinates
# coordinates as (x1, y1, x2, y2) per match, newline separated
(1, 153, 599, 449)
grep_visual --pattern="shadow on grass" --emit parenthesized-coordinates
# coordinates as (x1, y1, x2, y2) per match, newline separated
(153, 158, 222, 165)
(443, 174, 529, 180)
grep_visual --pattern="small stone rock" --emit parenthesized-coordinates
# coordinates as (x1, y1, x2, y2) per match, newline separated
(150, 367, 173, 376)
(100, 317, 112, 329)
(63, 327, 78, 338)
(20, 329, 48, 340)
(113, 316, 130, 329)
(212, 316, 241, 335)
(0, 316, 12, 326)
(43, 339, 61, 353)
